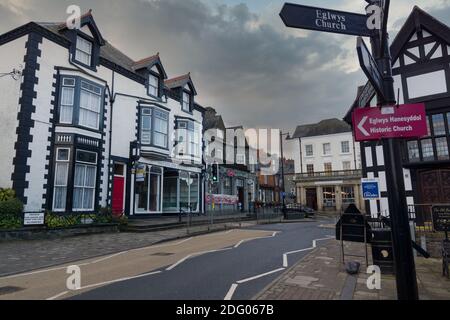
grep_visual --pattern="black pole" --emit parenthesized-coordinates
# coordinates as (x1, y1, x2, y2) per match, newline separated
(280, 132, 287, 217)
(368, 1, 419, 299)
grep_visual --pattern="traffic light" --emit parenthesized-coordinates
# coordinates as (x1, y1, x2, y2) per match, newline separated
(212, 163, 219, 183)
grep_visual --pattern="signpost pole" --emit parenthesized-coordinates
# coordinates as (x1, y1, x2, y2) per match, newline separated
(366, 0, 419, 300)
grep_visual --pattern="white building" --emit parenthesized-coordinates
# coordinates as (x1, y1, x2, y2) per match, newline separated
(0, 11, 205, 217)
(288, 118, 364, 212)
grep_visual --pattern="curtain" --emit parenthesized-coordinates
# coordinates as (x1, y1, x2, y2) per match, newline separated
(60, 87, 74, 123)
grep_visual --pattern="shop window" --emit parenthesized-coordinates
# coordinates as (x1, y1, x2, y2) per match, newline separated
(342, 186, 355, 205)
(323, 187, 336, 207)
(135, 165, 162, 213)
(223, 177, 233, 195)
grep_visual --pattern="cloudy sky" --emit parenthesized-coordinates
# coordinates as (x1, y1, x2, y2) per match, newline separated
(1, 0, 450, 157)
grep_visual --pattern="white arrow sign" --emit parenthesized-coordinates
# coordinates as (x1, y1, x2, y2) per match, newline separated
(358, 116, 370, 137)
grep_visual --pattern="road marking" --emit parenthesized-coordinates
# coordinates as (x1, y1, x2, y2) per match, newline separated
(234, 231, 279, 248)
(165, 248, 232, 271)
(282, 236, 334, 268)
(236, 268, 285, 284)
(91, 252, 128, 264)
(46, 271, 162, 300)
(224, 283, 238, 301)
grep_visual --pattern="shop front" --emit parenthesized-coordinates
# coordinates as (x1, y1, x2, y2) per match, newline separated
(129, 159, 203, 216)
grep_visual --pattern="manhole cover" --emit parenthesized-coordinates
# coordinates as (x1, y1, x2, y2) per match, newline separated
(151, 252, 175, 256)
(0, 286, 25, 296)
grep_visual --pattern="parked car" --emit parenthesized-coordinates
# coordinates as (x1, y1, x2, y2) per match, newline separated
(285, 204, 315, 218)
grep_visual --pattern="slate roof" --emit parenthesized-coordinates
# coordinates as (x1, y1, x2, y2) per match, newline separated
(291, 118, 351, 139)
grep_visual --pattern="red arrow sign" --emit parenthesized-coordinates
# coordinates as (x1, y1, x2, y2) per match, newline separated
(352, 103, 427, 141)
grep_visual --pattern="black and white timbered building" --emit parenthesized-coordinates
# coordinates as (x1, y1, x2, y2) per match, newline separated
(345, 6, 450, 217)
(0, 11, 206, 217)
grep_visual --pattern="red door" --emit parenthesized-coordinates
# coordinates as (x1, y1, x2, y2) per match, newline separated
(112, 176, 125, 216)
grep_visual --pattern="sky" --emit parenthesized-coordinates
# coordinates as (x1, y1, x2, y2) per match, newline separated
(1, 0, 450, 158)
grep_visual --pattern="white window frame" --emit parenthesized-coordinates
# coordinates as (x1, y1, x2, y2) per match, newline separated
(141, 108, 152, 145)
(305, 144, 314, 157)
(341, 141, 350, 154)
(72, 150, 97, 212)
(153, 109, 169, 148)
(52, 148, 70, 212)
(148, 73, 159, 97)
(75, 36, 93, 66)
(79, 80, 102, 130)
(59, 78, 75, 124)
(323, 143, 331, 156)
(182, 91, 191, 112)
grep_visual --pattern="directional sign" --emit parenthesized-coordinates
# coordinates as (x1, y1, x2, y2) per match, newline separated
(358, 82, 376, 107)
(280, 3, 372, 37)
(353, 103, 427, 141)
(357, 37, 385, 100)
(362, 178, 380, 200)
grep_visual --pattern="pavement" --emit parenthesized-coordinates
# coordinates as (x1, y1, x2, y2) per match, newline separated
(0, 221, 333, 300)
(256, 239, 450, 300)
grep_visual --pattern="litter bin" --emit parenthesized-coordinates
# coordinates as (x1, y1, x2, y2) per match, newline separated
(371, 228, 395, 274)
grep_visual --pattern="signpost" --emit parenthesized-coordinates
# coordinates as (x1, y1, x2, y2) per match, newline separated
(353, 103, 427, 141)
(281, 0, 419, 299)
(361, 179, 380, 200)
(279, 3, 372, 37)
(357, 37, 385, 100)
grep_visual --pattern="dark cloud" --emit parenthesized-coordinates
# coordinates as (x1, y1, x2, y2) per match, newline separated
(1, 0, 449, 156)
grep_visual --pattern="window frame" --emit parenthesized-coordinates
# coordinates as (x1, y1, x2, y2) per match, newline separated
(140, 106, 169, 150)
(52, 148, 71, 212)
(323, 143, 331, 156)
(72, 149, 98, 212)
(341, 141, 350, 154)
(75, 35, 93, 67)
(182, 90, 192, 113)
(148, 72, 160, 98)
(305, 144, 314, 157)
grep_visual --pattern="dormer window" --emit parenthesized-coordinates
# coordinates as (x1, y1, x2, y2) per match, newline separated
(182, 91, 191, 112)
(75, 36, 93, 66)
(148, 73, 159, 97)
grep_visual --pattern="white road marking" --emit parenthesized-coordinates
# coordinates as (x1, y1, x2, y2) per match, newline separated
(224, 283, 238, 301)
(283, 236, 334, 268)
(46, 291, 69, 301)
(236, 268, 285, 284)
(91, 252, 128, 264)
(234, 231, 279, 248)
(165, 248, 232, 271)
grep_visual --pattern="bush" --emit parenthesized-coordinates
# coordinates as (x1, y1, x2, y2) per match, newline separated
(45, 212, 78, 229)
(0, 198, 24, 217)
(0, 189, 17, 202)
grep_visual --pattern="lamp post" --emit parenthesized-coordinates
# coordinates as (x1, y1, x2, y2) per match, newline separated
(280, 131, 290, 218)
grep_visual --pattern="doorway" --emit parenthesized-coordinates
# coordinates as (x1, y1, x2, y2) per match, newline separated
(112, 163, 125, 216)
(305, 188, 318, 210)
(418, 169, 450, 203)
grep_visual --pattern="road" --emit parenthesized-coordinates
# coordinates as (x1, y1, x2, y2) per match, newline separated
(0, 220, 334, 300)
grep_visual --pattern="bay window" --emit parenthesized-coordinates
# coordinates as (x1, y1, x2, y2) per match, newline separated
(75, 36, 93, 66)
(73, 150, 97, 211)
(58, 76, 103, 131)
(141, 108, 152, 145)
(177, 120, 200, 157)
(154, 110, 168, 148)
(140, 107, 169, 149)
(53, 148, 70, 211)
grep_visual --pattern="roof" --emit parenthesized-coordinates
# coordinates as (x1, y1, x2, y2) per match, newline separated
(291, 118, 351, 139)
(165, 73, 197, 95)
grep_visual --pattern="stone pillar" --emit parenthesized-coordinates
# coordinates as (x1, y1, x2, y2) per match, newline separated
(300, 187, 306, 205)
(354, 184, 362, 212)
(335, 185, 342, 212)
(317, 186, 324, 211)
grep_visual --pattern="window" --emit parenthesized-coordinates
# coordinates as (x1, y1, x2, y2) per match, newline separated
(421, 139, 434, 161)
(342, 186, 355, 205)
(60, 78, 75, 123)
(426, 116, 431, 137)
(141, 108, 152, 145)
(53, 148, 70, 211)
(323, 143, 331, 156)
(324, 163, 332, 173)
(58, 77, 103, 130)
(148, 74, 159, 97)
(236, 154, 246, 165)
(432, 114, 446, 136)
(182, 91, 191, 112)
(436, 137, 449, 160)
(407, 141, 420, 162)
(223, 177, 232, 195)
(305, 145, 313, 157)
(306, 164, 314, 175)
(341, 141, 350, 153)
(73, 150, 97, 211)
(342, 161, 351, 171)
(154, 110, 168, 148)
(75, 36, 92, 66)
(79, 81, 102, 129)
(323, 187, 336, 207)
(177, 120, 200, 157)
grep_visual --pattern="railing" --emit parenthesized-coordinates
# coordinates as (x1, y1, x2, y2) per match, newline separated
(294, 170, 362, 181)
(408, 204, 434, 232)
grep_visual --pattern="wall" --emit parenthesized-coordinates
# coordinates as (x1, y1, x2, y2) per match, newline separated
(0, 36, 27, 189)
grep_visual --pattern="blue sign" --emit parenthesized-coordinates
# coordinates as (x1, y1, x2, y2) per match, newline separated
(362, 179, 380, 200)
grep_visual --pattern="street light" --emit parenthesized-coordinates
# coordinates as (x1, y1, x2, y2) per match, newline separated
(280, 131, 290, 218)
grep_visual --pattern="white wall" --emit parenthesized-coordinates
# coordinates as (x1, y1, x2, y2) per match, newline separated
(0, 36, 27, 189)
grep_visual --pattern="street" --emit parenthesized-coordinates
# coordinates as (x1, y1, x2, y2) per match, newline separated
(0, 221, 333, 300)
